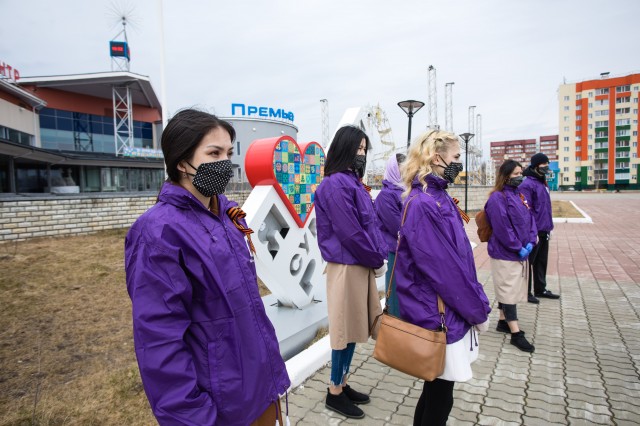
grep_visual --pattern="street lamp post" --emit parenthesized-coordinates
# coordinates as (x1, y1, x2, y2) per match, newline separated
(458, 132, 475, 214)
(397, 100, 425, 148)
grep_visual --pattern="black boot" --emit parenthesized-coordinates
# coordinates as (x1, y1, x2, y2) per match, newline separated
(342, 384, 370, 404)
(325, 389, 365, 419)
(510, 331, 535, 353)
(496, 320, 510, 333)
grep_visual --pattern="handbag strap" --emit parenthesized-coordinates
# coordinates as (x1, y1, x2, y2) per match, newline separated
(385, 194, 446, 321)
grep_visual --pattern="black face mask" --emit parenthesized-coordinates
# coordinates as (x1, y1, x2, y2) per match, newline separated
(186, 159, 234, 197)
(351, 155, 366, 177)
(437, 157, 464, 183)
(507, 176, 524, 187)
(537, 166, 550, 175)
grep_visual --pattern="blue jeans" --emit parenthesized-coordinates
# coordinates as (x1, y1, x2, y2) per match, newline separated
(385, 251, 400, 317)
(330, 343, 356, 386)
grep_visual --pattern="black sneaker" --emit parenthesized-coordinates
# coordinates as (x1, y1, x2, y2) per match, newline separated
(496, 320, 510, 333)
(528, 294, 540, 304)
(510, 331, 535, 353)
(342, 384, 370, 404)
(326, 389, 365, 419)
(535, 290, 560, 299)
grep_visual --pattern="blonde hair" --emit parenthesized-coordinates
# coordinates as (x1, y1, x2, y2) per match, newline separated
(400, 130, 460, 198)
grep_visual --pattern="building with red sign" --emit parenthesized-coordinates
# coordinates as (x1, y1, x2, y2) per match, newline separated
(0, 71, 164, 194)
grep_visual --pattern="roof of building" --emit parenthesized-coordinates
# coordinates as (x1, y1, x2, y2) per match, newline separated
(0, 78, 47, 109)
(0, 139, 164, 169)
(18, 71, 162, 111)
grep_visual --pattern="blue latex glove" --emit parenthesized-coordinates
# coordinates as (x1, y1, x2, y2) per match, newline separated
(525, 243, 533, 253)
(518, 247, 529, 259)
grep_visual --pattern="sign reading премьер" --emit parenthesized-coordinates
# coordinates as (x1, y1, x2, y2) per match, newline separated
(231, 103, 294, 122)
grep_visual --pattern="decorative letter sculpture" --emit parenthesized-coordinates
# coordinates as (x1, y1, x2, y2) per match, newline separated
(243, 136, 326, 308)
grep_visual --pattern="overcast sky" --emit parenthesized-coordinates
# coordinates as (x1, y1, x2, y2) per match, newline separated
(2, 0, 639, 162)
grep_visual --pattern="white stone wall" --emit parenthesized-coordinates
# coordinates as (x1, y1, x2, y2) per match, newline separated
(0, 187, 487, 243)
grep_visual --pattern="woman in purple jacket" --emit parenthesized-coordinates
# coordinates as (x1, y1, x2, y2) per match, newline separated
(124, 109, 290, 426)
(374, 153, 406, 317)
(315, 126, 386, 419)
(395, 130, 491, 426)
(485, 160, 537, 353)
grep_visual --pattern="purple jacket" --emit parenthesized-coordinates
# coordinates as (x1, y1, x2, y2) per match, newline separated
(519, 169, 554, 232)
(394, 174, 491, 344)
(315, 170, 386, 269)
(124, 182, 290, 426)
(485, 186, 537, 261)
(374, 179, 404, 253)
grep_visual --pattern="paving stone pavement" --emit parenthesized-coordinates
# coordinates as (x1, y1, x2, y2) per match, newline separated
(286, 192, 640, 425)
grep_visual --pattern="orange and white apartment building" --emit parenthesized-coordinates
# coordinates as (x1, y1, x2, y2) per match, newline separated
(558, 72, 640, 190)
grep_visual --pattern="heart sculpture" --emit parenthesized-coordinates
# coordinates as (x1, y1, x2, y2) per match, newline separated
(245, 136, 325, 227)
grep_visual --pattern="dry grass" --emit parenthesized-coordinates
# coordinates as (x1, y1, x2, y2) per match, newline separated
(552, 200, 584, 219)
(0, 229, 270, 426)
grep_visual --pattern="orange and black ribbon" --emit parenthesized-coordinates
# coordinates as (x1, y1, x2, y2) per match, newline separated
(226, 207, 256, 255)
(452, 197, 471, 224)
(360, 178, 372, 194)
(519, 193, 530, 209)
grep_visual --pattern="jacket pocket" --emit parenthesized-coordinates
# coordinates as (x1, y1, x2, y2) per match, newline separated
(207, 320, 243, 415)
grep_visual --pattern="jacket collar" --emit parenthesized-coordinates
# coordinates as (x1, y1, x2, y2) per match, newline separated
(382, 179, 404, 192)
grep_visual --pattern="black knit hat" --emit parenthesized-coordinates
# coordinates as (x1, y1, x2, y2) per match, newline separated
(530, 153, 549, 168)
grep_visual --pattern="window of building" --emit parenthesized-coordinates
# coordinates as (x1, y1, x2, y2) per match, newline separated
(616, 85, 631, 92)
(563, 146, 569, 152)
(634, 131, 638, 136)
(616, 107, 631, 114)
(595, 110, 609, 116)
(564, 106, 570, 111)
(0, 125, 33, 146)
(564, 116, 569, 122)
(563, 137, 569, 142)
(588, 92, 593, 98)
(576, 125, 582, 131)
(616, 140, 630, 147)
(634, 98, 639, 103)
(575, 176, 581, 183)
(588, 145, 593, 150)
(633, 153, 638, 158)
(589, 176, 593, 182)
(577, 94, 582, 100)
(588, 113, 593, 118)
(595, 99, 607, 106)
(595, 120, 609, 127)
(616, 129, 630, 136)
(576, 146, 581, 151)
(617, 118, 631, 125)
(576, 115, 582, 121)
(563, 95, 570, 101)
(596, 88, 609, 95)
(616, 96, 631, 104)
(588, 155, 593, 160)
(563, 167, 569, 172)
(589, 124, 593, 129)
(564, 157, 570, 162)
(576, 104, 582, 110)
(563, 126, 569, 131)
(38, 107, 153, 153)
(588, 135, 593, 140)
(634, 141, 638, 147)
(635, 109, 639, 114)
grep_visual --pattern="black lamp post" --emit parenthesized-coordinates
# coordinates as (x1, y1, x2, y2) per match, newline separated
(458, 132, 475, 214)
(398, 100, 425, 148)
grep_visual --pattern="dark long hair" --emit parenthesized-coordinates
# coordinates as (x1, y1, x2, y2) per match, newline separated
(161, 109, 236, 183)
(324, 126, 370, 176)
(491, 159, 522, 194)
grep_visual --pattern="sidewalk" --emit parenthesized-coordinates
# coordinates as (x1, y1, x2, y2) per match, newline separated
(286, 193, 640, 425)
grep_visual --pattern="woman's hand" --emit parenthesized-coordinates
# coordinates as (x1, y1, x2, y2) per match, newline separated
(475, 318, 490, 333)
(374, 261, 388, 278)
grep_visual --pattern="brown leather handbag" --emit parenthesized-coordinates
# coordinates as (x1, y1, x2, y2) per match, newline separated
(371, 195, 447, 382)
